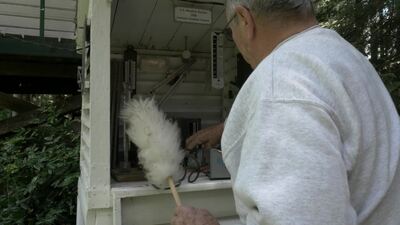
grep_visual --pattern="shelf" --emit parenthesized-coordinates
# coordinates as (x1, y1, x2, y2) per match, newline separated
(111, 176, 232, 199)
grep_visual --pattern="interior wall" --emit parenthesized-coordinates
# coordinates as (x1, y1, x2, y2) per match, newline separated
(112, 53, 224, 128)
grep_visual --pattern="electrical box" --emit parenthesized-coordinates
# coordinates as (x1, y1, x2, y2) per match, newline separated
(209, 149, 231, 180)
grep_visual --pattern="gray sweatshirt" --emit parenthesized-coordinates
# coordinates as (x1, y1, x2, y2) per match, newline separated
(221, 27, 400, 225)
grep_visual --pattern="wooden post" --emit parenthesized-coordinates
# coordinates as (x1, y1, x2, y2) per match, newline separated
(87, 0, 112, 208)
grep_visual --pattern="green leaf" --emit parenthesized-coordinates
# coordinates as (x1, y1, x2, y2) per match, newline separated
(388, 82, 400, 92)
(4, 164, 19, 174)
(0, 101, 79, 224)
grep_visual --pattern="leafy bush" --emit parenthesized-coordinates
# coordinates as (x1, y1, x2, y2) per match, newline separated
(0, 105, 80, 225)
(0, 109, 12, 121)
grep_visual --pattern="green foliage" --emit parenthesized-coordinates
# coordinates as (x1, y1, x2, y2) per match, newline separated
(29, 95, 72, 108)
(0, 104, 80, 225)
(315, 0, 400, 110)
(0, 109, 12, 121)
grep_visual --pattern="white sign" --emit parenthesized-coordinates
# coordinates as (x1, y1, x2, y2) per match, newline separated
(174, 7, 212, 25)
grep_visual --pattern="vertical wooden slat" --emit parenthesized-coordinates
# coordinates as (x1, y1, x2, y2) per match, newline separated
(39, 0, 45, 37)
(88, 0, 111, 204)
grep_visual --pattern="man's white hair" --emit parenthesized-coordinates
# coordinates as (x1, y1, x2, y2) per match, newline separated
(226, 0, 314, 18)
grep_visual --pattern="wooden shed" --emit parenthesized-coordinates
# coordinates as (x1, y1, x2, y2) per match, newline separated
(75, 0, 248, 224)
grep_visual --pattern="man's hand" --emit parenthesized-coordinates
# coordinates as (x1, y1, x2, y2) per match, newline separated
(171, 206, 220, 225)
(185, 123, 224, 150)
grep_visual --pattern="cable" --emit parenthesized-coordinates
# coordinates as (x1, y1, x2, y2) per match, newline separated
(179, 149, 209, 183)
(166, 23, 183, 49)
(138, 0, 159, 47)
(187, 153, 201, 183)
(111, 0, 121, 34)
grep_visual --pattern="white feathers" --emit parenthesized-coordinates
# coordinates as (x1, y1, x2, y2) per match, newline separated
(121, 97, 184, 187)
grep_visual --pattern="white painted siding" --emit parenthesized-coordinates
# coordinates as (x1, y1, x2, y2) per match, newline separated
(77, 1, 112, 224)
(0, 0, 76, 39)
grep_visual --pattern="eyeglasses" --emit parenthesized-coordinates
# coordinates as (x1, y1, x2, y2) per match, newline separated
(222, 13, 237, 41)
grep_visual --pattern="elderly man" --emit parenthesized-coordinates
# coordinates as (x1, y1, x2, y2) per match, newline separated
(172, 0, 400, 224)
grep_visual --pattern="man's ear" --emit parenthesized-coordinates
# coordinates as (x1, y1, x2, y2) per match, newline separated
(235, 5, 256, 41)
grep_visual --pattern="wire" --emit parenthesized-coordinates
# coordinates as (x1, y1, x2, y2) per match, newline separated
(111, 0, 121, 34)
(165, 23, 183, 49)
(179, 149, 209, 183)
(191, 9, 225, 50)
(138, 0, 159, 47)
(187, 153, 201, 183)
(178, 0, 224, 6)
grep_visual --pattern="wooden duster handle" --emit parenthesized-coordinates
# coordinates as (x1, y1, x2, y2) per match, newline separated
(167, 176, 182, 206)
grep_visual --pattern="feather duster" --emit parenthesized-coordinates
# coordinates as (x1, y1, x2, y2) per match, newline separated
(121, 97, 184, 188)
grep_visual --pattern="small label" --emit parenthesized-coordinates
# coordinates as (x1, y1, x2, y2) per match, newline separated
(174, 7, 212, 25)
